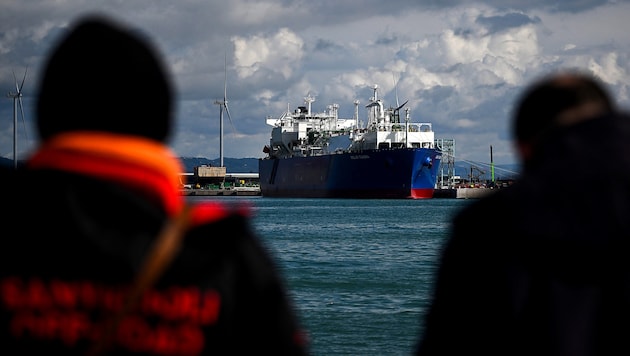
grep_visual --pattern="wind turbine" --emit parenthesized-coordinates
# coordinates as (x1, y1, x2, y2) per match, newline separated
(7, 68, 28, 169)
(392, 72, 408, 122)
(214, 54, 234, 168)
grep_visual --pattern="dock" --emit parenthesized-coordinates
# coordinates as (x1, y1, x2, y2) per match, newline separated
(433, 187, 495, 199)
(180, 187, 261, 197)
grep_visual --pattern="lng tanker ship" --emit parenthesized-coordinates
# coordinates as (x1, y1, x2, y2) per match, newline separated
(258, 84, 442, 199)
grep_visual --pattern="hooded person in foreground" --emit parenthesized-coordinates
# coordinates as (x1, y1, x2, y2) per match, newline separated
(415, 71, 630, 356)
(0, 14, 308, 355)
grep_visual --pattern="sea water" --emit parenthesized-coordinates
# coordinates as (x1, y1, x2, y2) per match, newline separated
(186, 196, 472, 355)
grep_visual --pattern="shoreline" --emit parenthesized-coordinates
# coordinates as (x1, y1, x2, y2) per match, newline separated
(181, 187, 493, 199)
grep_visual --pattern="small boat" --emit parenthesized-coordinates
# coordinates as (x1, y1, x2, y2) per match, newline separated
(258, 84, 442, 198)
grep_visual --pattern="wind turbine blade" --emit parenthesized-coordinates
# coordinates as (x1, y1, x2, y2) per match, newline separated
(393, 72, 399, 107)
(223, 53, 228, 99)
(224, 103, 237, 135)
(19, 67, 28, 92)
(13, 71, 19, 92)
(224, 103, 231, 122)
(18, 97, 28, 139)
(222, 53, 236, 135)
(395, 99, 409, 112)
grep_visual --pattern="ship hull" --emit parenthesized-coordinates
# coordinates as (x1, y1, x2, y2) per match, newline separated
(259, 148, 441, 199)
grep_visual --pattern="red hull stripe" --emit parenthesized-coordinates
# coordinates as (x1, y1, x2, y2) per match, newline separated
(410, 188, 434, 199)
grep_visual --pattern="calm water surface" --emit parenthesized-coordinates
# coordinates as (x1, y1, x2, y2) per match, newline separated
(186, 196, 471, 355)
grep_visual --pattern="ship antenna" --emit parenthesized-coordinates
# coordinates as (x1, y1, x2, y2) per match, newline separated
(7, 67, 28, 169)
(354, 100, 360, 128)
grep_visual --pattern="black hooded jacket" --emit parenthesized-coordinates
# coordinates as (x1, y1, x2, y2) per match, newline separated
(0, 132, 308, 355)
(416, 112, 630, 356)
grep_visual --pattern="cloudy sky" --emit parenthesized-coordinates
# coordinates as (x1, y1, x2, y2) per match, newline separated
(1, 0, 629, 168)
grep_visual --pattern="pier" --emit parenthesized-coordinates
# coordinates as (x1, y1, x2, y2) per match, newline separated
(180, 187, 261, 197)
(433, 187, 494, 199)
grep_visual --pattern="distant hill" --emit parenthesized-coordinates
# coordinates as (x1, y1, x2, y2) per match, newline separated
(0, 157, 12, 167)
(181, 157, 521, 180)
(0, 156, 260, 173)
(1, 155, 519, 180)
(0, 157, 23, 168)
(451, 161, 521, 181)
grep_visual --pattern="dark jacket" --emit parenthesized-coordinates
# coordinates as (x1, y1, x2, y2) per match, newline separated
(416, 112, 630, 356)
(0, 132, 308, 355)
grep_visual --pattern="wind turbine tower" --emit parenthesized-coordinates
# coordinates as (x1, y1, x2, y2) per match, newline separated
(7, 69, 27, 169)
(214, 55, 233, 168)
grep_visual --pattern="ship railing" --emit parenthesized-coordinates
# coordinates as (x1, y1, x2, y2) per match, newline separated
(372, 122, 433, 133)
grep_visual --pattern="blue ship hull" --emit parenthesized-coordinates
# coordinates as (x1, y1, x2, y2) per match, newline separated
(259, 148, 441, 199)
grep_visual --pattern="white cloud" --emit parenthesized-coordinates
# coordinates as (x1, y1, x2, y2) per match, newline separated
(233, 28, 304, 80)
(588, 52, 627, 85)
(1, 0, 630, 166)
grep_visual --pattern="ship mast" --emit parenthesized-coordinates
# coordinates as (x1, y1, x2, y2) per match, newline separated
(304, 94, 315, 116)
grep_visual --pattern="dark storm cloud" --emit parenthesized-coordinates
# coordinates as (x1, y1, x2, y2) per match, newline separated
(476, 12, 541, 33)
(313, 39, 342, 52)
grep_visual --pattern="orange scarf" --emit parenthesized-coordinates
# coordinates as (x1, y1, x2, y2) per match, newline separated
(27, 131, 247, 225)
(28, 132, 184, 216)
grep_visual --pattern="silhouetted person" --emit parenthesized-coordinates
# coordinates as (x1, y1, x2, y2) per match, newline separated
(0, 14, 308, 355)
(416, 70, 630, 356)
